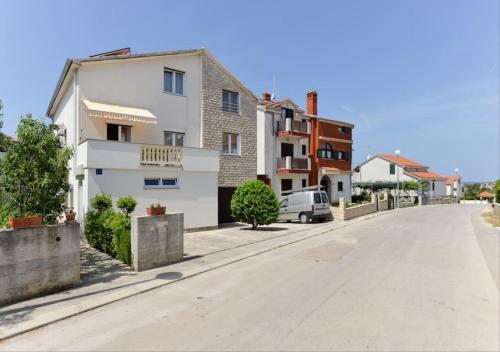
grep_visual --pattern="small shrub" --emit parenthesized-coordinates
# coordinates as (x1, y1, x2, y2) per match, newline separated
(0, 203, 10, 229)
(231, 180, 279, 230)
(84, 210, 111, 253)
(113, 230, 131, 265)
(117, 196, 137, 217)
(91, 194, 112, 213)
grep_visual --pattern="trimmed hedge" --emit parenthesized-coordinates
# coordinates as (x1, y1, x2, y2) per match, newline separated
(113, 230, 131, 265)
(85, 195, 135, 265)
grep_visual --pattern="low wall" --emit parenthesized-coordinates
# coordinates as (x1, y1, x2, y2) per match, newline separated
(0, 223, 80, 306)
(422, 197, 459, 206)
(378, 199, 389, 211)
(332, 195, 378, 221)
(494, 203, 500, 217)
(131, 213, 184, 272)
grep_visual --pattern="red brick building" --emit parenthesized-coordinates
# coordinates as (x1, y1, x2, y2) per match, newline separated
(306, 91, 354, 203)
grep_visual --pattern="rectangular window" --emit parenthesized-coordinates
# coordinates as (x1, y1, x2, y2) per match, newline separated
(338, 126, 348, 133)
(281, 179, 293, 192)
(314, 192, 322, 204)
(302, 178, 307, 188)
(389, 164, 396, 175)
(164, 68, 184, 95)
(281, 108, 294, 119)
(144, 177, 178, 189)
(164, 131, 185, 146)
(321, 192, 329, 204)
(222, 90, 239, 113)
(107, 124, 131, 142)
(301, 144, 307, 156)
(338, 181, 344, 192)
(107, 124, 119, 141)
(222, 133, 240, 155)
(175, 72, 184, 95)
(432, 182, 435, 191)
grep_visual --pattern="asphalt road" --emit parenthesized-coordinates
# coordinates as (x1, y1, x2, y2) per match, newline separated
(1, 205, 498, 351)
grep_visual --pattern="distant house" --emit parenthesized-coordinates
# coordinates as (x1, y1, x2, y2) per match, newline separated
(479, 191, 494, 201)
(353, 153, 447, 198)
(445, 175, 464, 198)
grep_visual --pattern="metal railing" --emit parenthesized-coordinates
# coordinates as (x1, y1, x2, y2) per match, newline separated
(140, 144, 182, 167)
(277, 156, 310, 170)
(277, 119, 309, 133)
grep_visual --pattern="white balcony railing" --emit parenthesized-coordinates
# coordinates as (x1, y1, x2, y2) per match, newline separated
(140, 144, 182, 167)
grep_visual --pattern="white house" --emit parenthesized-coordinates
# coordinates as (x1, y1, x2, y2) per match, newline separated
(47, 48, 257, 230)
(445, 175, 464, 198)
(353, 153, 447, 198)
(257, 93, 311, 197)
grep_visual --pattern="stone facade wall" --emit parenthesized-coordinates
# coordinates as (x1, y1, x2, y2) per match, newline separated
(0, 223, 80, 306)
(332, 196, 378, 221)
(201, 54, 257, 187)
(131, 213, 184, 272)
(378, 199, 389, 211)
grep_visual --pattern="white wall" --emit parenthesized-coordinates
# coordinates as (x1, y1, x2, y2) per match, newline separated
(86, 168, 218, 230)
(77, 54, 203, 147)
(320, 172, 352, 203)
(357, 156, 413, 183)
(428, 180, 447, 198)
(275, 174, 309, 198)
(76, 140, 219, 229)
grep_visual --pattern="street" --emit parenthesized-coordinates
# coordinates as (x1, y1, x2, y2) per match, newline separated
(1, 205, 498, 351)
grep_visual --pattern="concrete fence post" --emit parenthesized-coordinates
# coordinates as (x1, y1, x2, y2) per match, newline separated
(339, 197, 346, 209)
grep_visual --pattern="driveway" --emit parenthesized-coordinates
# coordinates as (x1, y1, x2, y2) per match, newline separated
(1, 205, 498, 351)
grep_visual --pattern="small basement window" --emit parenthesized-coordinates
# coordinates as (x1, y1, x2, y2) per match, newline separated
(144, 177, 179, 189)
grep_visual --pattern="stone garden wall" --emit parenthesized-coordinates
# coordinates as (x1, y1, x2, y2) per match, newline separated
(0, 223, 80, 306)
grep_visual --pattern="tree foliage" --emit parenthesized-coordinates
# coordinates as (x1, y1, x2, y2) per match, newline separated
(0, 115, 73, 223)
(231, 180, 279, 230)
(117, 195, 137, 217)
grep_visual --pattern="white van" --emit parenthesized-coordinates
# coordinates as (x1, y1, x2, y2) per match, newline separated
(277, 190, 331, 224)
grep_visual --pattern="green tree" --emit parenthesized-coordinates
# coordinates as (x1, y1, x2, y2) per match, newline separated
(231, 180, 279, 230)
(495, 179, 500, 202)
(0, 115, 73, 223)
(117, 195, 137, 217)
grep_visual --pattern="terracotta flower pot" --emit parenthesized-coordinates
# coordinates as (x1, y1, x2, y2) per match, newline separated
(65, 212, 76, 222)
(147, 207, 166, 216)
(9, 215, 43, 229)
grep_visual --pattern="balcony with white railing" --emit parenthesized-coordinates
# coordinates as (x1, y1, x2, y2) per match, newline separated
(276, 156, 311, 174)
(77, 139, 219, 173)
(140, 144, 182, 167)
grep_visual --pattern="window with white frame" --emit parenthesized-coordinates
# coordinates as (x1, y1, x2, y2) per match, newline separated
(144, 177, 179, 189)
(164, 68, 184, 95)
(222, 133, 240, 155)
(222, 90, 239, 113)
(164, 131, 184, 146)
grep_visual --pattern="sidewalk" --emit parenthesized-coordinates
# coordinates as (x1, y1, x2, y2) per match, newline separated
(0, 211, 391, 341)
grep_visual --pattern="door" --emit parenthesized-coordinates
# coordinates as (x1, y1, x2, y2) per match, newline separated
(278, 198, 294, 221)
(218, 187, 236, 223)
(281, 143, 294, 158)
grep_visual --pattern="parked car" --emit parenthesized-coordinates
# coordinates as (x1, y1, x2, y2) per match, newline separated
(277, 190, 331, 224)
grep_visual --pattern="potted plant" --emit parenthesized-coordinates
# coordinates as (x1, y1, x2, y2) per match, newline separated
(147, 203, 166, 216)
(65, 207, 76, 222)
(8, 212, 43, 229)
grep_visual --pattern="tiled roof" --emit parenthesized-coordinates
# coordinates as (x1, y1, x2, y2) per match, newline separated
(480, 191, 494, 198)
(404, 170, 447, 181)
(445, 175, 460, 185)
(378, 153, 427, 169)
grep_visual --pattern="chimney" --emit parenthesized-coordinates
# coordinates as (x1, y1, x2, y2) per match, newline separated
(262, 91, 272, 102)
(306, 91, 317, 115)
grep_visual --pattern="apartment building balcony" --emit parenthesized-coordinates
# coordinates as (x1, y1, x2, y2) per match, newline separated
(276, 119, 310, 138)
(76, 139, 219, 173)
(276, 156, 311, 174)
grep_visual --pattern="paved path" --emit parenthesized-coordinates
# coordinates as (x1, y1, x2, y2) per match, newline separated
(1, 205, 498, 351)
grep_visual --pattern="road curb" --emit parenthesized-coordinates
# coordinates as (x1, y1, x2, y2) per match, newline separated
(0, 210, 391, 342)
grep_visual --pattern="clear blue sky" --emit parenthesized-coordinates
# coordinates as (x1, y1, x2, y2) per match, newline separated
(0, 0, 498, 181)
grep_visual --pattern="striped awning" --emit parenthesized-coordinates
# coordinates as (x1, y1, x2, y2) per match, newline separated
(82, 99, 158, 125)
